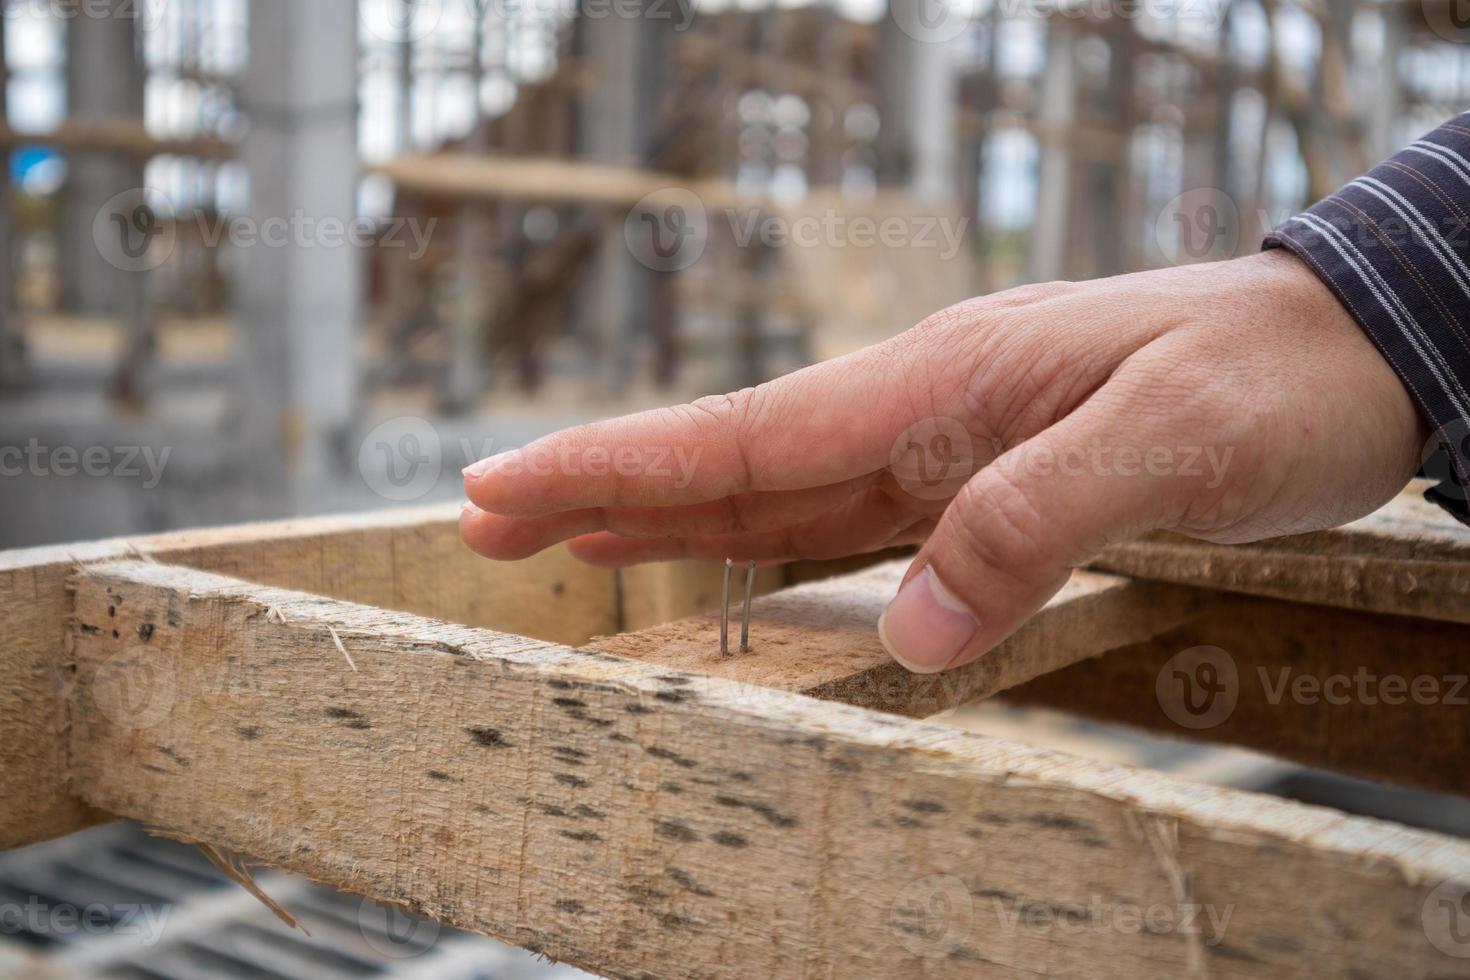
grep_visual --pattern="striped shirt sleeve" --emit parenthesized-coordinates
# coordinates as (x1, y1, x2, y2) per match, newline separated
(1262, 112, 1470, 524)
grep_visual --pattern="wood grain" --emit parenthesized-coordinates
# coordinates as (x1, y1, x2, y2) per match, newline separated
(65, 561, 1470, 980)
(589, 560, 1207, 717)
(1093, 483, 1470, 622)
(1, 505, 616, 849)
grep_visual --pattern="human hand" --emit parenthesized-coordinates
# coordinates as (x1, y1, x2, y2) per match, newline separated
(461, 250, 1424, 673)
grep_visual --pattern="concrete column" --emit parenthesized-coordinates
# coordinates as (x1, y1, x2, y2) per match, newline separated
(575, 4, 663, 389)
(1027, 19, 1077, 284)
(0, 10, 22, 388)
(234, 0, 359, 491)
(59, 0, 145, 314)
(877, 2, 957, 202)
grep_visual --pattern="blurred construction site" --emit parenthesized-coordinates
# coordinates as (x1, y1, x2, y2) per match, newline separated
(1, 0, 1468, 547)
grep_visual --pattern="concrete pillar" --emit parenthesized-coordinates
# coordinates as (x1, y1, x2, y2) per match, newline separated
(575, 4, 664, 389)
(1028, 19, 1077, 284)
(0, 10, 22, 388)
(59, 0, 144, 314)
(877, 2, 958, 202)
(234, 0, 359, 492)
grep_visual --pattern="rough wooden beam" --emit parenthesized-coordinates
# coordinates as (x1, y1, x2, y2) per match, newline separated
(1005, 593, 1470, 798)
(1092, 483, 1470, 623)
(1, 506, 616, 850)
(65, 561, 1470, 979)
(590, 560, 1207, 717)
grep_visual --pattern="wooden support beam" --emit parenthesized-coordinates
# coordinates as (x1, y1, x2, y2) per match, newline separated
(590, 559, 1208, 717)
(0, 506, 617, 850)
(1005, 593, 1470, 798)
(65, 561, 1470, 979)
(1092, 484, 1470, 623)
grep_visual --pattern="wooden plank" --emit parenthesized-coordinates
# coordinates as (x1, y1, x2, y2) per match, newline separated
(589, 559, 1208, 717)
(1092, 483, 1470, 623)
(0, 506, 617, 850)
(0, 120, 235, 159)
(1004, 593, 1470, 798)
(65, 560, 1470, 979)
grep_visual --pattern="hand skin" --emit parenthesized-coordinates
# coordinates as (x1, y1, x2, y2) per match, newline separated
(461, 249, 1425, 674)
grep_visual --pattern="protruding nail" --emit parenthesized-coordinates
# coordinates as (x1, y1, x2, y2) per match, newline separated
(878, 566, 978, 674)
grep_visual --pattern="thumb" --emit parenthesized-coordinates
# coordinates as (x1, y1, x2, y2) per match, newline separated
(878, 404, 1186, 673)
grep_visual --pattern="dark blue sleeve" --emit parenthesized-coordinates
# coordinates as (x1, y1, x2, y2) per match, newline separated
(1263, 112, 1470, 524)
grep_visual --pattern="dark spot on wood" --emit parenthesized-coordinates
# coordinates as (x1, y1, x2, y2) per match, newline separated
(552, 697, 587, 709)
(78, 623, 101, 635)
(140, 764, 169, 775)
(949, 946, 981, 961)
(107, 605, 116, 617)
(666, 868, 715, 897)
(555, 898, 584, 913)
(620, 884, 668, 905)
(551, 745, 587, 761)
(573, 804, 605, 820)
(655, 819, 699, 842)
(713, 794, 798, 828)
(156, 745, 190, 767)
(903, 799, 946, 814)
(346, 719, 371, 730)
(555, 773, 588, 788)
(137, 622, 155, 642)
(236, 726, 261, 741)
(473, 804, 492, 815)
(656, 674, 693, 686)
(560, 830, 603, 843)
(625, 702, 655, 715)
(660, 912, 701, 931)
(552, 581, 566, 595)
(1026, 813, 1096, 834)
(653, 689, 690, 704)
(466, 726, 513, 748)
(712, 831, 748, 849)
(326, 707, 363, 719)
(608, 733, 635, 744)
(659, 782, 683, 794)
(646, 746, 697, 768)
(548, 679, 573, 690)
(534, 803, 570, 818)
(426, 770, 455, 782)
(894, 816, 922, 828)
(111, 629, 120, 639)
(725, 771, 753, 783)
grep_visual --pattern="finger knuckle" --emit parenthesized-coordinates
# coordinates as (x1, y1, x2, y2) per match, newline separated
(947, 471, 1049, 583)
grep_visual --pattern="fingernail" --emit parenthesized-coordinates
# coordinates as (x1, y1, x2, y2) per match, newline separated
(878, 566, 978, 674)
(462, 458, 493, 479)
(460, 500, 477, 517)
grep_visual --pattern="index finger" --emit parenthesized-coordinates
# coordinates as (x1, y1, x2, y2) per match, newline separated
(463, 334, 965, 516)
